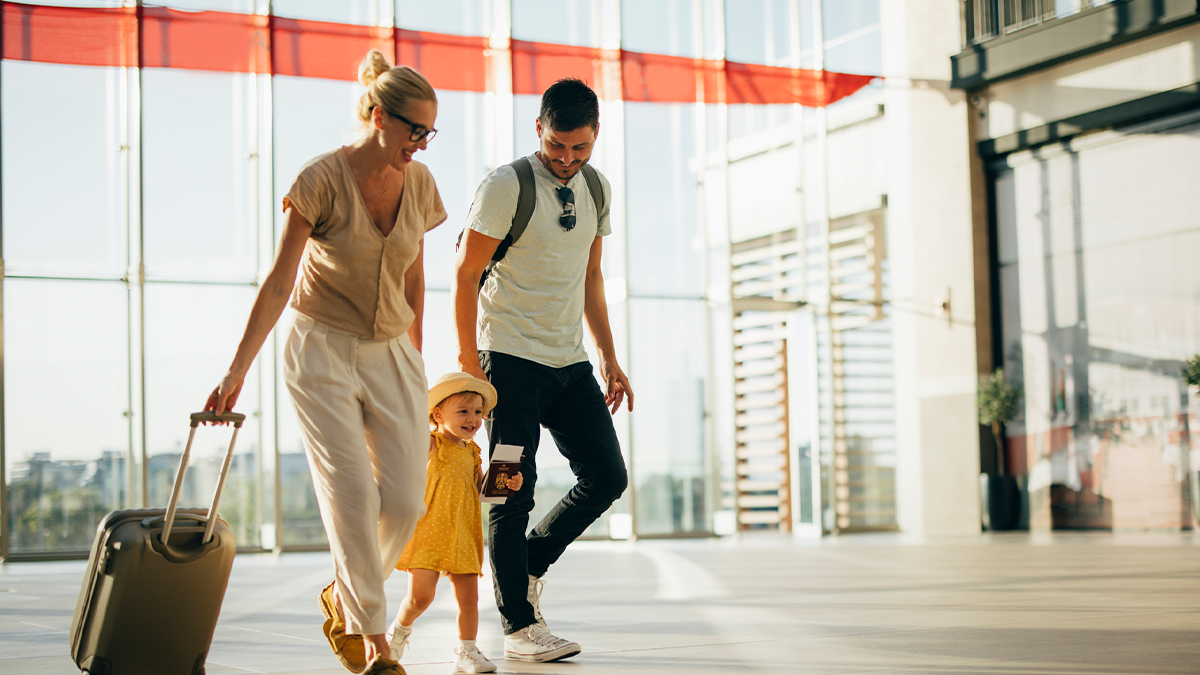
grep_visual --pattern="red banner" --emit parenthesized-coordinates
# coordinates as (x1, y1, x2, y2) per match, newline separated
(2, 2, 876, 106)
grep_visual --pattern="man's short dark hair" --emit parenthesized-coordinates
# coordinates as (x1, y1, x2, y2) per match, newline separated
(539, 78, 599, 132)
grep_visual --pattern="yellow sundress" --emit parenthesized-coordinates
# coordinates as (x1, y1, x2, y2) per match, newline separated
(396, 434, 484, 576)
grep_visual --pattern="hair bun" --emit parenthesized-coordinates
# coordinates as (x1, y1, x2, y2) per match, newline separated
(358, 49, 393, 87)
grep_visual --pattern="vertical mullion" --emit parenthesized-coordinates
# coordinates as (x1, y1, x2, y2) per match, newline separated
(121, 20, 136, 511)
(597, 0, 628, 540)
(0, 0, 8, 559)
(788, 0, 805, 533)
(134, 0, 149, 508)
(489, 0, 515, 169)
(813, 0, 835, 534)
(694, 0, 719, 539)
(265, 1, 285, 552)
(250, 0, 271, 552)
(715, 0, 734, 534)
(255, 0, 278, 550)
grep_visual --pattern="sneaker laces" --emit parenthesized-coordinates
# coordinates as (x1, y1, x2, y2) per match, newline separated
(528, 576, 547, 625)
(526, 623, 567, 648)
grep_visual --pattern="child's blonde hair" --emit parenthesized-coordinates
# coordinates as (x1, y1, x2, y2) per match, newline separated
(426, 372, 498, 431)
(429, 390, 486, 431)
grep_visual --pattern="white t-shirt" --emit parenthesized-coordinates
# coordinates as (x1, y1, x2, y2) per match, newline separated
(466, 154, 611, 368)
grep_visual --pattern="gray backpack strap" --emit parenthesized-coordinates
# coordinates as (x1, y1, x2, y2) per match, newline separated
(477, 158, 537, 286)
(580, 164, 605, 225)
(507, 158, 536, 246)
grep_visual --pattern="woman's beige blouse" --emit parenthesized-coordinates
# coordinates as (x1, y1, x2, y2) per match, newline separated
(283, 149, 446, 340)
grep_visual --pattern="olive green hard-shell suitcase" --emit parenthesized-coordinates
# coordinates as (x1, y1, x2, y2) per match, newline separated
(70, 411, 245, 675)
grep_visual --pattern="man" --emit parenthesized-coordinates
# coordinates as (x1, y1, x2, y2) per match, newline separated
(452, 78, 632, 663)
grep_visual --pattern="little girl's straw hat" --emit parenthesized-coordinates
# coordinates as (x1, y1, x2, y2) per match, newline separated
(428, 372, 498, 413)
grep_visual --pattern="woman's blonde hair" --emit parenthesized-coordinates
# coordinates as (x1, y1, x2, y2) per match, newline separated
(355, 49, 437, 131)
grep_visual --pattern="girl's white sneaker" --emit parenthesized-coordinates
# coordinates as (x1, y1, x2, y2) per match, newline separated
(453, 644, 497, 673)
(385, 620, 411, 662)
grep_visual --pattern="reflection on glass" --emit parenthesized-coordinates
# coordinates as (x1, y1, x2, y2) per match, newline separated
(512, 0, 597, 46)
(272, 0, 374, 25)
(273, 74, 362, 260)
(275, 314, 329, 547)
(621, 0, 696, 57)
(161, 0, 253, 12)
(1054, 0, 1083, 18)
(823, 24, 881, 77)
(144, 284, 262, 547)
(624, 103, 703, 298)
(996, 119, 1200, 531)
(798, 0, 817, 69)
(4, 279, 129, 553)
(18, 0, 121, 6)
(821, 0, 880, 43)
(728, 103, 793, 141)
(398, 0, 485, 35)
(2, 62, 125, 278)
(513, 94, 542, 159)
(143, 70, 257, 283)
(416, 91, 490, 291)
(630, 299, 710, 535)
(725, 0, 791, 66)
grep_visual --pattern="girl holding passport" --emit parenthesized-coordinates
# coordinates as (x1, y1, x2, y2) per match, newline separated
(387, 372, 522, 673)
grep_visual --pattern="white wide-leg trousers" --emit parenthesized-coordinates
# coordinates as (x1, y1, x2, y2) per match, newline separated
(283, 313, 428, 635)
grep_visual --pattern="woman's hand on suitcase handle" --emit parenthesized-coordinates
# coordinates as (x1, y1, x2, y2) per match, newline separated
(205, 369, 246, 423)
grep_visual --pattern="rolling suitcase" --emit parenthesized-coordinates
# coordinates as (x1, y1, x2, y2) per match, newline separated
(70, 411, 246, 675)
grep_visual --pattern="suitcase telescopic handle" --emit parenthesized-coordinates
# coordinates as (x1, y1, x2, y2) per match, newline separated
(162, 411, 247, 546)
(190, 411, 246, 427)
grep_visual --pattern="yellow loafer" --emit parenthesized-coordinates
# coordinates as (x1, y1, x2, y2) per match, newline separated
(363, 655, 408, 675)
(318, 581, 368, 673)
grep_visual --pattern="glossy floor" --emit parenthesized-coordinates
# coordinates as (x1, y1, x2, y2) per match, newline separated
(3, 531, 1199, 674)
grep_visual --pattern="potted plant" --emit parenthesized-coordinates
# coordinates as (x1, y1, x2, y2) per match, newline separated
(1185, 355, 1200, 389)
(978, 368, 1022, 530)
(1185, 355, 1200, 523)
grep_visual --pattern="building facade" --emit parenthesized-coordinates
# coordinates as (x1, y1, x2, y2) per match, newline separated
(0, 0, 891, 558)
(4, 0, 1193, 560)
(954, 0, 1200, 531)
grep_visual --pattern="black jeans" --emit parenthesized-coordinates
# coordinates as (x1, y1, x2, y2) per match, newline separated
(480, 351, 628, 635)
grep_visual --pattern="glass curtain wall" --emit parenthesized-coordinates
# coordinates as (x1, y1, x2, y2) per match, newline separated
(994, 112, 1200, 531)
(2, 60, 132, 555)
(720, 0, 892, 533)
(1, 0, 743, 557)
(621, 0, 710, 536)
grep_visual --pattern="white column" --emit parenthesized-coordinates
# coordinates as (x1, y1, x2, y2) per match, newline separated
(882, 0, 982, 536)
(485, 0, 515, 169)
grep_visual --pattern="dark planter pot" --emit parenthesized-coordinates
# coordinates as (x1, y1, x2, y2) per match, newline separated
(980, 474, 1021, 531)
(1192, 471, 1200, 524)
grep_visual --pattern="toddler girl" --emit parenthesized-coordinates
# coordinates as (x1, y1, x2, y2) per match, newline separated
(386, 372, 522, 673)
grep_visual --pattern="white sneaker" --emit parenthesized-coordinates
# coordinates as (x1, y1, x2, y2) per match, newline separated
(503, 623, 581, 663)
(527, 575, 547, 628)
(453, 644, 497, 673)
(384, 620, 412, 662)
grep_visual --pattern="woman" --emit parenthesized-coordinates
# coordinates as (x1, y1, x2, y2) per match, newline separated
(205, 49, 444, 675)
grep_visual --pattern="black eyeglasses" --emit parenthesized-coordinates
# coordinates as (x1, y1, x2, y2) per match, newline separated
(556, 187, 576, 231)
(386, 110, 437, 143)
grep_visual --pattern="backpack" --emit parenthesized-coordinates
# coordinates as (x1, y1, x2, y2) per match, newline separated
(460, 158, 605, 287)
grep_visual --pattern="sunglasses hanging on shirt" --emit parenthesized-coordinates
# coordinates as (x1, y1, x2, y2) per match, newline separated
(556, 186, 576, 231)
